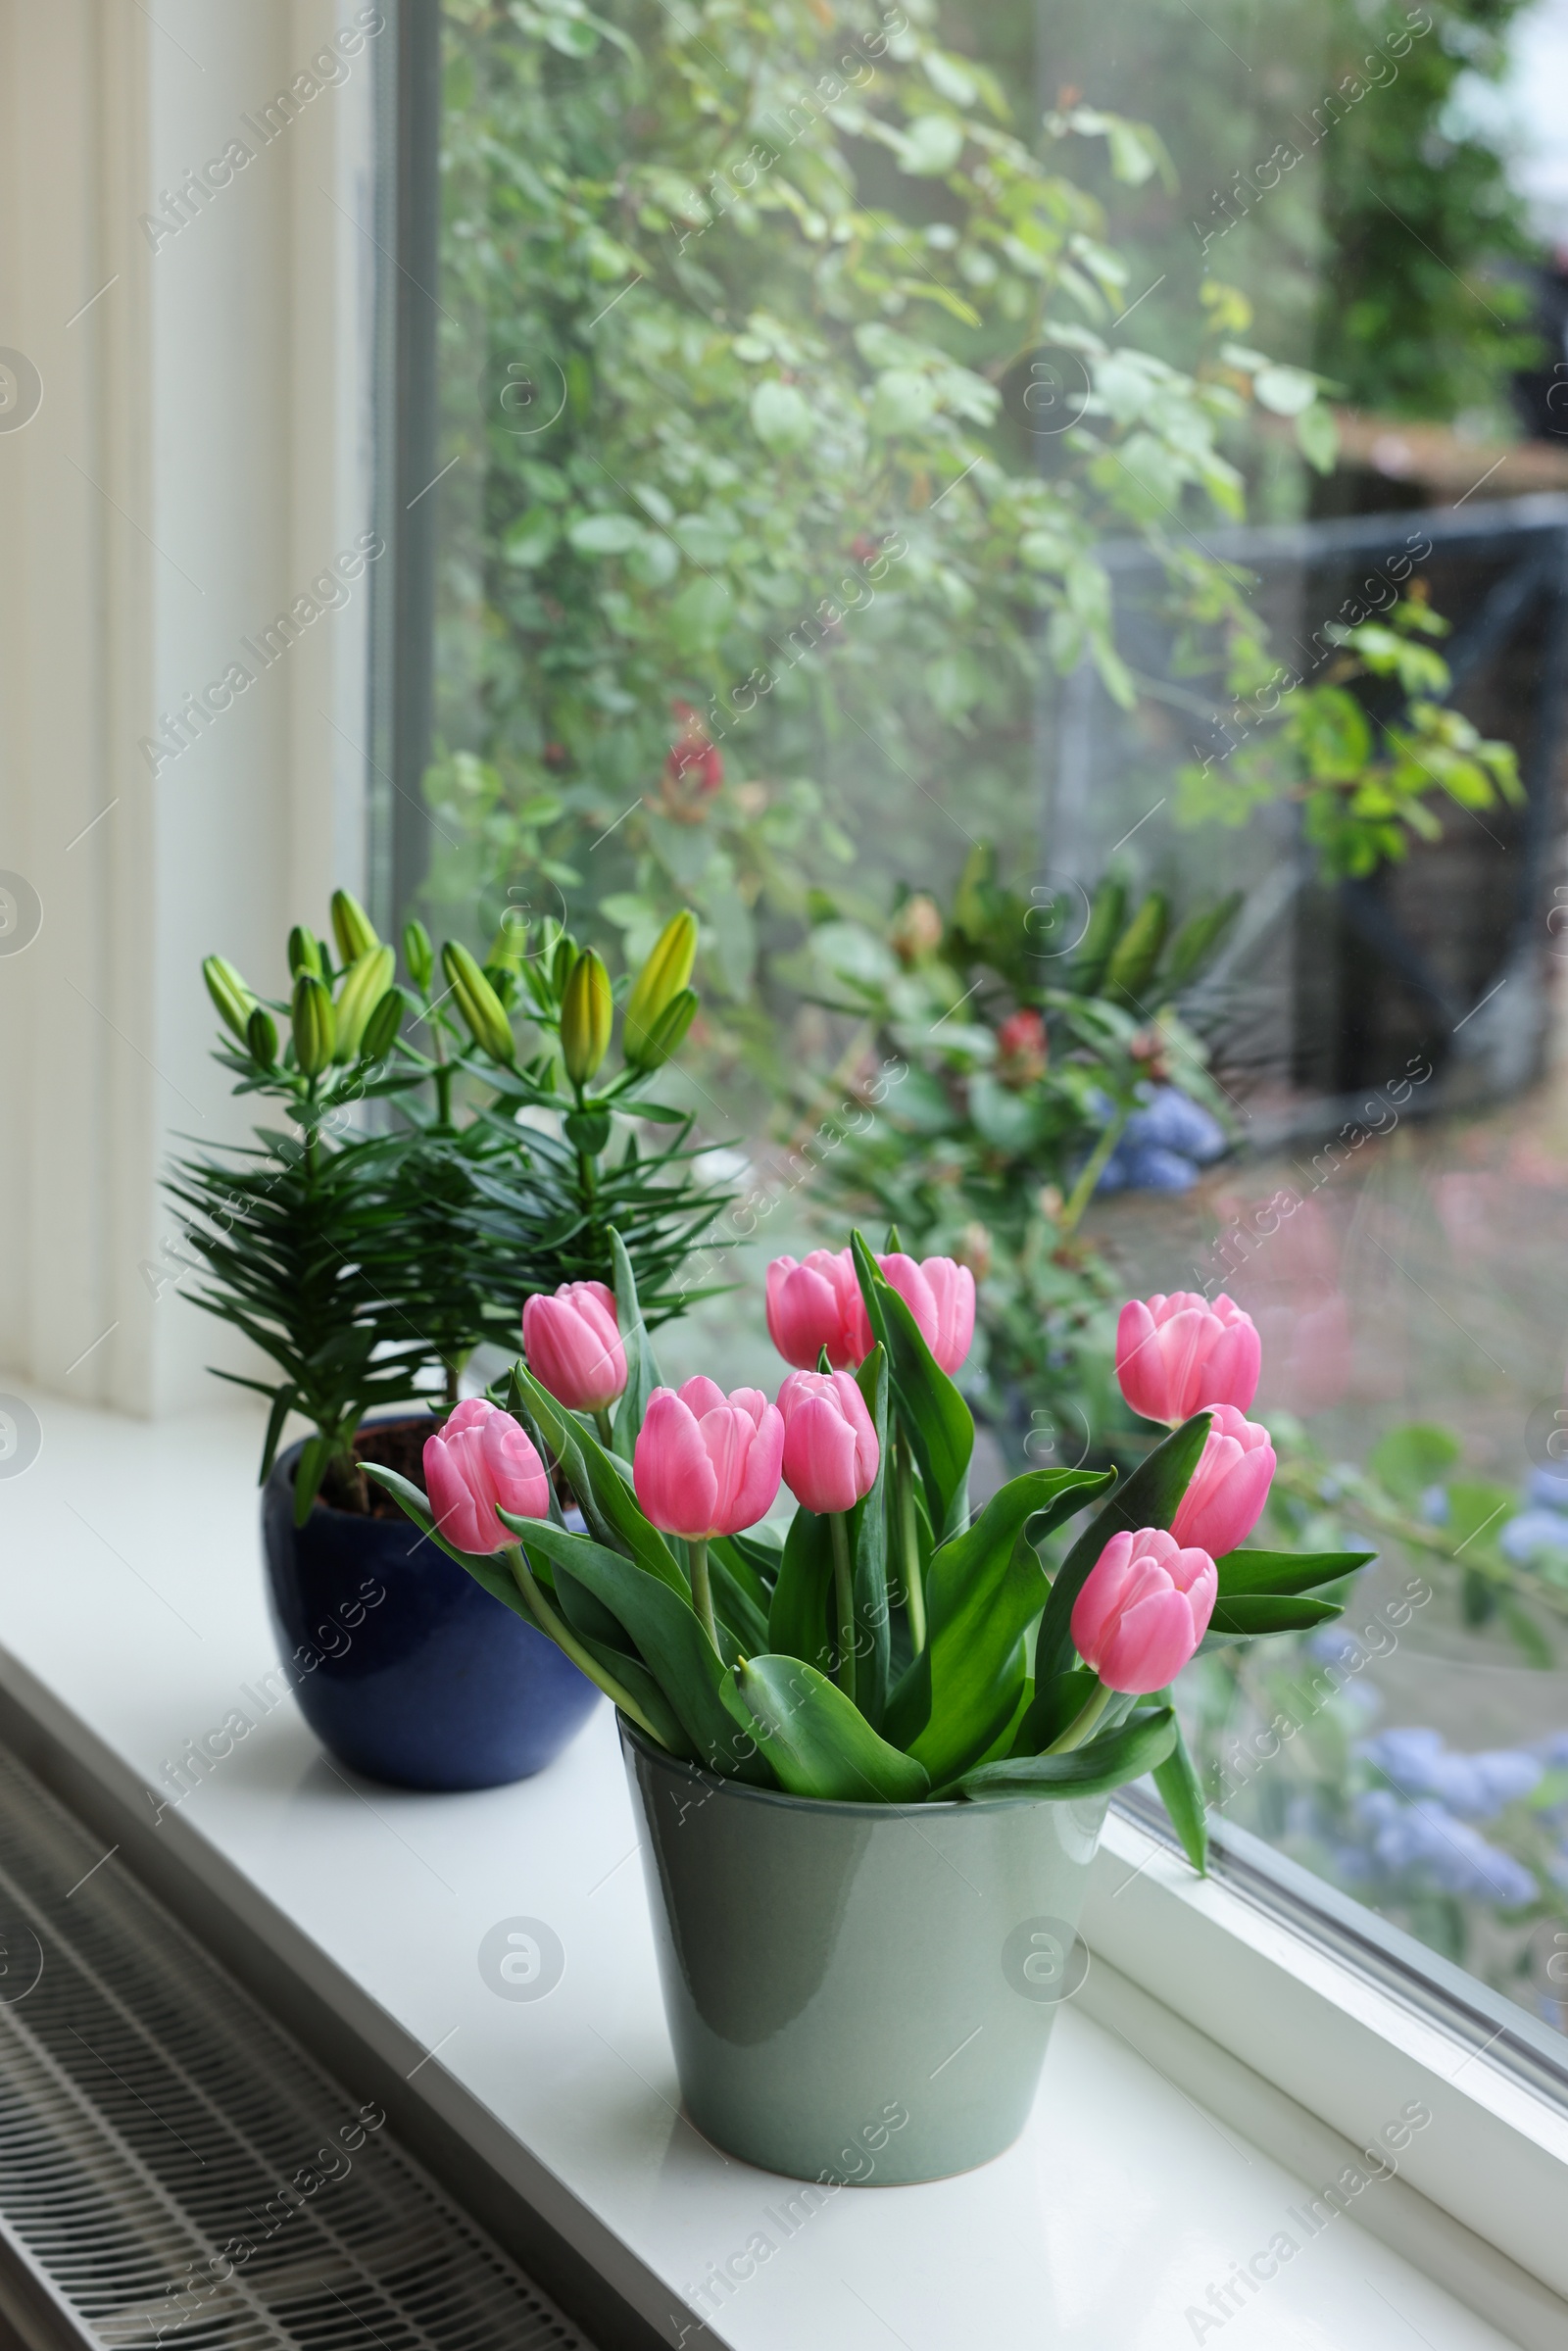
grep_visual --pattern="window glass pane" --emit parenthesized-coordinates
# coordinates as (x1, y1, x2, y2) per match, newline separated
(410, 0, 1568, 2035)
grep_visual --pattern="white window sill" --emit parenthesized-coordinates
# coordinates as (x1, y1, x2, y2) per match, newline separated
(0, 1386, 1562, 2350)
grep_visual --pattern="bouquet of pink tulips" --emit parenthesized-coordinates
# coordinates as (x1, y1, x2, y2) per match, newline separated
(369, 1234, 1371, 1862)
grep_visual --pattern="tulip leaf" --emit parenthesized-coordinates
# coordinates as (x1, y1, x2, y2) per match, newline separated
(851, 1344, 892, 1732)
(1031, 1411, 1213, 1702)
(850, 1230, 972, 1543)
(1150, 1699, 1208, 1873)
(767, 1504, 837, 1676)
(734, 1656, 930, 1802)
(710, 1532, 778, 1621)
(552, 1557, 643, 1654)
(708, 1553, 770, 1654)
(511, 1515, 774, 1782)
(1019, 1415, 1213, 1757)
(1014, 1664, 1099, 1753)
(946, 1706, 1177, 1801)
(365, 1463, 550, 1620)
(510, 1361, 688, 1597)
(609, 1225, 662, 1460)
(904, 1466, 1114, 1786)
(573, 1634, 695, 1760)
(881, 1646, 931, 1754)
(723, 1528, 784, 1596)
(1215, 1547, 1374, 1596)
(1208, 1593, 1345, 1638)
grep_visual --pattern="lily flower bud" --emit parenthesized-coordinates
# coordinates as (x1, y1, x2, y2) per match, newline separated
(203, 955, 256, 1043)
(623, 910, 698, 1068)
(333, 945, 396, 1062)
(561, 947, 612, 1088)
(402, 918, 434, 993)
(246, 1005, 279, 1065)
(291, 972, 335, 1077)
(287, 926, 323, 981)
(330, 889, 379, 967)
(359, 987, 405, 1064)
(441, 940, 514, 1063)
(636, 987, 698, 1072)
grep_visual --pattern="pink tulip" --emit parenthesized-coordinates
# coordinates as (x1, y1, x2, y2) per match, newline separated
(1170, 1404, 1276, 1559)
(1115, 1290, 1261, 1423)
(633, 1379, 784, 1542)
(879, 1252, 976, 1375)
(765, 1249, 869, 1370)
(777, 1370, 879, 1515)
(1071, 1527, 1217, 1695)
(522, 1280, 627, 1413)
(422, 1398, 551, 1555)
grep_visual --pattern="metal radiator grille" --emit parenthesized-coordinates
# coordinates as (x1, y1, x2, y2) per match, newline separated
(0, 1742, 590, 2350)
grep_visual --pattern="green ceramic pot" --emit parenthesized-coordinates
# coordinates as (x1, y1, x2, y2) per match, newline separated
(620, 1720, 1107, 2184)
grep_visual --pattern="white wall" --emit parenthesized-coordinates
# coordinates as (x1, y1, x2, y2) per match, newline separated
(0, 0, 381, 1416)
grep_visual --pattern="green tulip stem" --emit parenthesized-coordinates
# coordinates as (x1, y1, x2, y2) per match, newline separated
(1046, 1681, 1114, 1755)
(593, 1405, 613, 1446)
(688, 1535, 719, 1651)
(895, 1437, 926, 1654)
(504, 1543, 663, 1741)
(829, 1511, 857, 1704)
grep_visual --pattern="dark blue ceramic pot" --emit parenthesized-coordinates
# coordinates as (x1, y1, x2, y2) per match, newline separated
(262, 1423, 600, 1791)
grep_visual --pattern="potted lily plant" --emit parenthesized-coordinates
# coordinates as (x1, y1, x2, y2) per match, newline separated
(170, 892, 726, 1792)
(370, 1242, 1368, 2181)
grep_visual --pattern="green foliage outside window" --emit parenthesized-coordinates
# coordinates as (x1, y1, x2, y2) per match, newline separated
(1023, 0, 1541, 423)
(425, 0, 1532, 1110)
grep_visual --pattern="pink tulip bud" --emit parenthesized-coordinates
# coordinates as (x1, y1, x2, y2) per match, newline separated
(1071, 1527, 1217, 1695)
(879, 1251, 975, 1375)
(522, 1280, 628, 1413)
(777, 1370, 879, 1515)
(1115, 1290, 1261, 1423)
(1170, 1404, 1276, 1559)
(422, 1397, 551, 1556)
(632, 1378, 784, 1541)
(765, 1249, 871, 1370)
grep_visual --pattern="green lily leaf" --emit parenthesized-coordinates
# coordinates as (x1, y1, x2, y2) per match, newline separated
(895, 1466, 1112, 1784)
(947, 1706, 1177, 1801)
(1151, 1697, 1207, 1872)
(508, 1513, 772, 1782)
(260, 1385, 299, 1487)
(610, 1225, 662, 1460)
(1215, 1547, 1373, 1596)
(850, 1230, 972, 1543)
(293, 1434, 334, 1527)
(1208, 1593, 1345, 1638)
(767, 1504, 837, 1676)
(734, 1656, 930, 1802)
